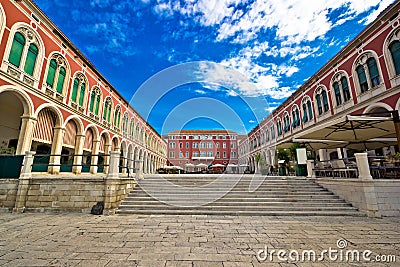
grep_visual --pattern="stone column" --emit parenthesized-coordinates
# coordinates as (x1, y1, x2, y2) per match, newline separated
(14, 151, 35, 213)
(103, 151, 121, 215)
(306, 160, 316, 178)
(128, 151, 134, 176)
(103, 144, 111, 174)
(16, 116, 36, 155)
(49, 126, 64, 174)
(72, 134, 85, 174)
(354, 152, 381, 218)
(135, 159, 143, 180)
(90, 140, 100, 174)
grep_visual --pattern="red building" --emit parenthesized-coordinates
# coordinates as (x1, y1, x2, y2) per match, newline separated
(0, 0, 167, 175)
(166, 130, 239, 172)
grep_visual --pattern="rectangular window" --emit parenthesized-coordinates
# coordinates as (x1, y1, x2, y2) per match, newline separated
(217, 152, 220, 159)
(180, 142, 183, 148)
(185, 151, 189, 158)
(179, 152, 183, 158)
(223, 152, 227, 158)
(223, 142, 226, 148)
(186, 142, 189, 148)
(169, 152, 175, 158)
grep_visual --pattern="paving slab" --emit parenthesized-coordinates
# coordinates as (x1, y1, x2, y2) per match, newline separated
(0, 213, 398, 266)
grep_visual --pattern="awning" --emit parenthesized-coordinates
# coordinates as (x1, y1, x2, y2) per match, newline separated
(295, 114, 395, 142)
(211, 164, 225, 168)
(185, 163, 195, 167)
(345, 137, 398, 150)
(192, 157, 214, 160)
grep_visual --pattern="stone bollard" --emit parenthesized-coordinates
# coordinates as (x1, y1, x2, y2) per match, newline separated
(354, 152, 381, 218)
(14, 151, 35, 213)
(306, 160, 315, 178)
(103, 151, 120, 215)
(355, 153, 373, 180)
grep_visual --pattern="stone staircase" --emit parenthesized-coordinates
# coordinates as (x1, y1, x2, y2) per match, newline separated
(116, 175, 363, 216)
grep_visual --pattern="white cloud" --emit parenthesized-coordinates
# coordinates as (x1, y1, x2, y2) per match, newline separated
(154, 0, 394, 45)
(195, 89, 207, 95)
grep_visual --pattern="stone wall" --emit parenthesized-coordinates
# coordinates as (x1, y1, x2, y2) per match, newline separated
(0, 179, 18, 212)
(0, 175, 136, 213)
(374, 180, 400, 217)
(315, 178, 400, 217)
(314, 179, 368, 212)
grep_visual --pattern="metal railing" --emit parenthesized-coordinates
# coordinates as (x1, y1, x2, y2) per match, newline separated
(313, 158, 358, 178)
(32, 153, 110, 173)
(368, 156, 400, 179)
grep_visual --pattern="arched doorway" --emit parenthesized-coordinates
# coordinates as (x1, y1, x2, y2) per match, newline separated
(31, 107, 62, 172)
(98, 132, 110, 173)
(82, 127, 95, 173)
(0, 91, 24, 154)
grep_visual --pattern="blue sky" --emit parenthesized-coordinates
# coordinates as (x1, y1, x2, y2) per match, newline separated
(35, 0, 396, 135)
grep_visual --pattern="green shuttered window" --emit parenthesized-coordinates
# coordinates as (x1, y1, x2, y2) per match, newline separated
(71, 78, 79, 102)
(24, 44, 38, 75)
(46, 59, 57, 87)
(8, 32, 25, 67)
(390, 41, 400, 75)
(56, 67, 66, 94)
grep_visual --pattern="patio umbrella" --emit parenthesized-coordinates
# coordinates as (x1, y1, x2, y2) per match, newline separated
(295, 114, 396, 143)
(196, 163, 207, 168)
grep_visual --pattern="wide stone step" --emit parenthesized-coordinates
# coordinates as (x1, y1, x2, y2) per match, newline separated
(116, 209, 364, 216)
(121, 200, 352, 207)
(123, 196, 344, 202)
(117, 175, 363, 216)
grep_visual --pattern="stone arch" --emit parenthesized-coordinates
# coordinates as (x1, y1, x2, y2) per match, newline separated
(0, 3, 6, 42)
(363, 102, 393, 115)
(383, 25, 400, 85)
(98, 131, 111, 174)
(111, 136, 120, 151)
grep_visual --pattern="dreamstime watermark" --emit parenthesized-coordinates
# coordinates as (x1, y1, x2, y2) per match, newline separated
(129, 61, 270, 207)
(257, 238, 397, 263)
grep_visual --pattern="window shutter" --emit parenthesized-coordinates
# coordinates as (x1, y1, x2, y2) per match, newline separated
(322, 90, 329, 112)
(103, 101, 108, 120)
(390, 41, 400, 75)
(79, 83, 85, 106)
(341, 77, 350, 102)
(357, 65, 367, 83)
(89, 91, 95, 112)
(95, 95, 100, 115)
(56, 67, 66, 94)
(107, 104, 112, 122)
(307, 101, 313, 120)
(8, 32, 25, 67)
(71, 78, 79, 102)
(367, 58, 379, 79)
(24, 43, 38, 75)
(46, 59, 57, 87)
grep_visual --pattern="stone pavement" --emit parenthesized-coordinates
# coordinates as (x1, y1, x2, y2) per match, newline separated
(0, 213, 398, 266)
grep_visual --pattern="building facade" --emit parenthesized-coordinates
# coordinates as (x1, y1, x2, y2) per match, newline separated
(0, 0, 167, 174)
(239, 2, 400, 172)
(166, 130, 239, 172)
